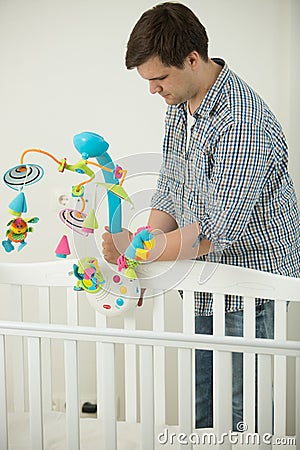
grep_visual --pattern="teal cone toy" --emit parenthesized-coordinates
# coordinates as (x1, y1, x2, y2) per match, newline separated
(8, 192, 27, 217)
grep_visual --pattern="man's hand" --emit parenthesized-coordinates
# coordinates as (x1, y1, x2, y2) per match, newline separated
(101, 227, 132, 264)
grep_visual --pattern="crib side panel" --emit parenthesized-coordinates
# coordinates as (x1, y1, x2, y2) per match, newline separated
(0, 260, 299, 450)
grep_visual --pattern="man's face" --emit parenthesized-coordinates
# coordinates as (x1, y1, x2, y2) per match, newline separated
(137, 55, 196, 105)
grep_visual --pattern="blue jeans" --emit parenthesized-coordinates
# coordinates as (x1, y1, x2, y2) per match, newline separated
(195, 301, 274, 430)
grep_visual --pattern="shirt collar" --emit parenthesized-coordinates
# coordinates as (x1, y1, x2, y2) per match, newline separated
(176, 58, 230, 119)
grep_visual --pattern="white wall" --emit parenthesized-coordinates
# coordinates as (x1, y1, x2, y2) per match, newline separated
(0, 0, 299, 264)
(0, 0, 299, 430)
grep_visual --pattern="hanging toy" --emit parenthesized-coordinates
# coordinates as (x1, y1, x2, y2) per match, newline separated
(8, 191, 28, 216)
(73, 257, 104, 293)
(2, 187, 39, 252)
(58, 208, 88, 236)
(55, 234, 71, 258)
(3, 162, 43, 252)
(3, 164, 44, 191)
(81, 209, 98, 234)
(117, 226, 156, 279)
(2, 216, 39, 252)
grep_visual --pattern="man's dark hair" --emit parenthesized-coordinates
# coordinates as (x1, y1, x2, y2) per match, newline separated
(125, 2, 209, 69)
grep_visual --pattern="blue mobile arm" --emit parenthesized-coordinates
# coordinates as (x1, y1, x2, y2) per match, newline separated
(73, 131, 122, 234)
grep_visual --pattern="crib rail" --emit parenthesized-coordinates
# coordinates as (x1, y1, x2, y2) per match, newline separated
(1, 258, 300, 300)
(0, 260, 299, 450)
(1, 320, 300, 354)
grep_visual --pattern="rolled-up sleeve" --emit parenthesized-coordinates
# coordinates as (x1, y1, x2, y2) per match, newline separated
(150, 168, 177, 218)
(197, 122, 271, 251)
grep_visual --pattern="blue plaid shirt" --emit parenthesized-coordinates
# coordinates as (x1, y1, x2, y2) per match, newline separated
(151, 59, 300, 316)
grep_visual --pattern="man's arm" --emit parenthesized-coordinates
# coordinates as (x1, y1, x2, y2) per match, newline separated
(149, 221, 212, 261)
(102, 209, 212, 264)
(147, 209, 178, 233)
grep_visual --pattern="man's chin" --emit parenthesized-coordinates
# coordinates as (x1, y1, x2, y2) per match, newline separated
(163, 96, 177, 105)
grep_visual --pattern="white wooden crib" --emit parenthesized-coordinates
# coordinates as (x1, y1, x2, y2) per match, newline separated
(0, 259, 299, 450)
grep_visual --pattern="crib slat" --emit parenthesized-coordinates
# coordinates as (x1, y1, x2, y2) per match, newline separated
(153, 291, 166, 425)
(178, 290, 194, 449)
(257, 354, 272, 439)
(102, 342, 117, 450)
(140, 345, 154, 450)
(213, 352, 232, 448)
(64, 339, 80, 450)
(38, 287, 52, 412)
(178, 348, 193, 448)
(274, 300, 287, 437)
(124, 310, 137, 422)
(11, 284, 25, 412)
(65, 288, 80, 449)
(96, 313, 107, 328)
(0, 335, 8, 450)
(243, 296, 256, 432)
(213, 292, 225, 336)
(96, 313, 107, 419)
(38, 286, 51, 323)
(213, 293, 231, 447)
(28, 337, 44, 450)
(182, 290, 195, 334)
(67, 287, 78, 326)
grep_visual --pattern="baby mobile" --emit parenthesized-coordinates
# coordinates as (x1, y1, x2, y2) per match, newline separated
(2, 132, 155, 316)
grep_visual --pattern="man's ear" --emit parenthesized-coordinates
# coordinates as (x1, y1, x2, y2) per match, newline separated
(185, 51, 200, 70)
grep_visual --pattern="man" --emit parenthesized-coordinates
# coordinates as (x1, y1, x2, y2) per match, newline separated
(102, 2, 300, 429)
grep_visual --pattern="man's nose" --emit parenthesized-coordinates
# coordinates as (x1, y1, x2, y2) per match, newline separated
(149, 80, 162, 95)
